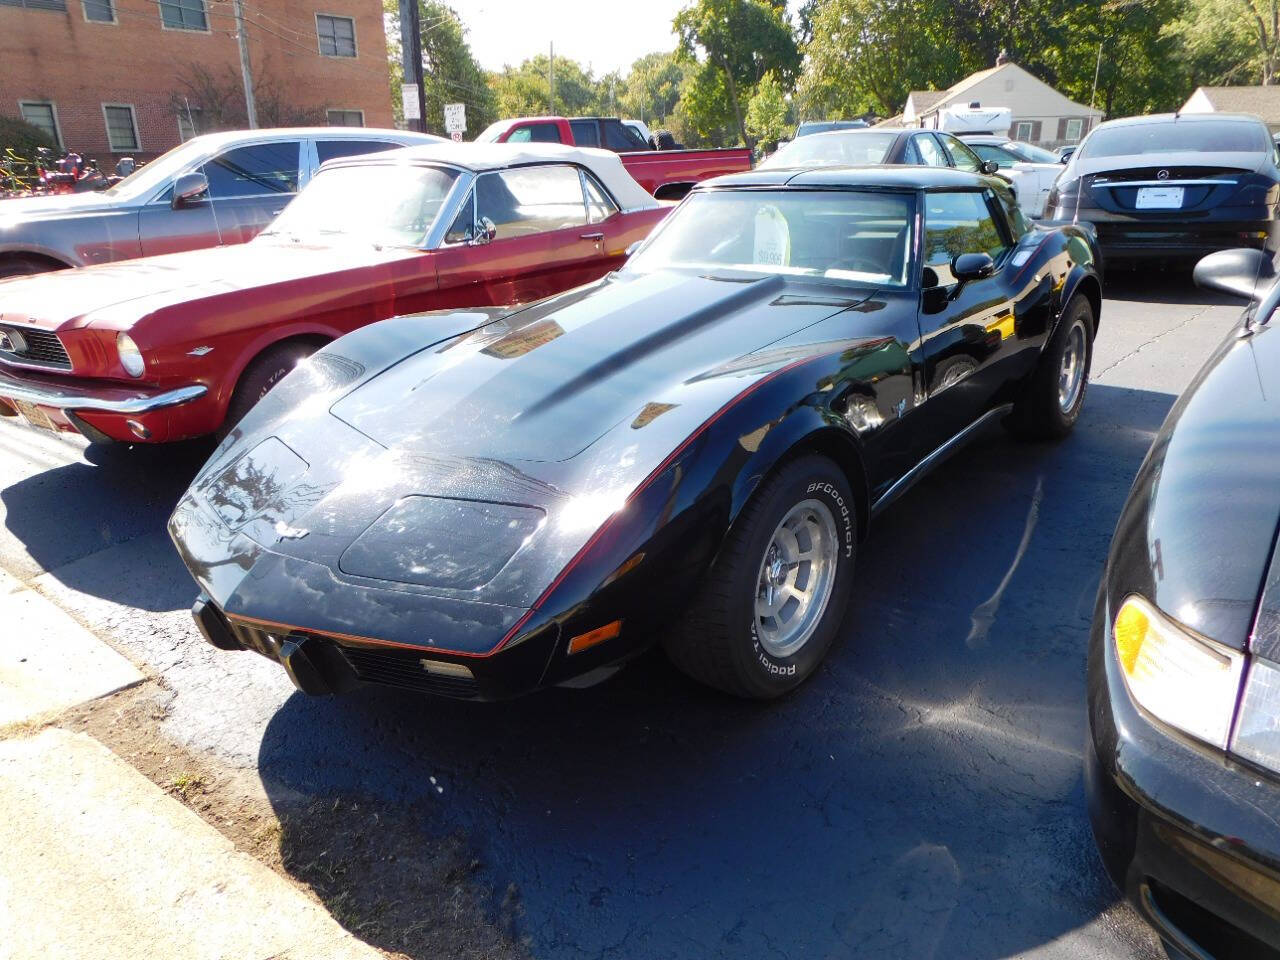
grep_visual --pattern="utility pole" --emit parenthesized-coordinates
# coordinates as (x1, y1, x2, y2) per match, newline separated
(549, 42, 555, 114)
(398, 0, 427, 132)
(1090, 41, 1102, 114)
(231, 0, 257, 128)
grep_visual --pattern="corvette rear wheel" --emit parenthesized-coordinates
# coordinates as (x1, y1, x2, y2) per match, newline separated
(664, 454, 856, 698)
(1006, 294, 1094, 440)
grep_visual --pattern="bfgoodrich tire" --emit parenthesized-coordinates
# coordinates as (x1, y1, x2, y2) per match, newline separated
(1005, 294, 1094, 441)
(219, 341, 319, 439)
(663, 454, 857, 698)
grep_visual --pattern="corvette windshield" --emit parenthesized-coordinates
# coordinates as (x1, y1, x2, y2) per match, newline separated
(760, 133, 897, 169)
(626, 189, 914, 287)
(261, 163, 460, 247)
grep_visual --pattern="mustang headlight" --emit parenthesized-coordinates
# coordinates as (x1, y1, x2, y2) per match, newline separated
(1113, 595, 1245, 749)
(117, 332, 145, 378)
(1232, 657, 1280, 774)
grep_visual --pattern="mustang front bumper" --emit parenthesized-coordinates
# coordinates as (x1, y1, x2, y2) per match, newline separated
(1086, 593, 1280, 958)
(0, 363, 208, 442)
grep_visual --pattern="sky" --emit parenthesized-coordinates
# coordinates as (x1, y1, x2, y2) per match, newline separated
(453, 0, 799, 76)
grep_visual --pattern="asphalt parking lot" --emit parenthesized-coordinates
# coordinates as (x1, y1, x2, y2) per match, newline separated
(0, 273, 1245, 959)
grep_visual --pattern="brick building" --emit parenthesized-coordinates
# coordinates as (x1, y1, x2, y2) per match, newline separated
(1, 0, 394, 161)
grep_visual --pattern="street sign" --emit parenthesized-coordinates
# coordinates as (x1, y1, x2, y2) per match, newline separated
(401, 86, 420, 121)
(451, 131, 462, 142)
(444, 102, 466, 134)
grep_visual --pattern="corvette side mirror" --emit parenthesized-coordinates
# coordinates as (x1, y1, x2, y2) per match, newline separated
(952, 252, 995, 282)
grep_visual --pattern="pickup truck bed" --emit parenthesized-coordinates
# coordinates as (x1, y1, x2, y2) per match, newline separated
(477, 116, 753, 200)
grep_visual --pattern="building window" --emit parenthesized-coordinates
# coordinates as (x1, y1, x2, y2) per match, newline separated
(102, 104, 139, 151)
(316, 14, 356, 57)
(158, 0, 207, 31)
(326, 108, 364, 127)
(0, 0, 68, 11)
(82, 0, 114, 20)
(19, 102, 61, 148)
(1014, 120, 1034, 142)
(177, 107, 204, 141)
(1065, 118, 1084, 142)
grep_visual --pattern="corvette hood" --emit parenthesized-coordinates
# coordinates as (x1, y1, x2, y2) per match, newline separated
(330, 269, 869, 462)
(0, 239, 417, 330)
(1107, 316, 1280, 651)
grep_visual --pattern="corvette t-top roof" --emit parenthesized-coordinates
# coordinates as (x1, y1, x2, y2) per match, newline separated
(701, 165, 996, 191)
(332, 141, 659, 211)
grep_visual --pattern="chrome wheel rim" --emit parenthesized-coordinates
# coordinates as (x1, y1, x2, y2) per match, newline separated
(754, 498, 839, 659)
(1058, 320, 1087, 413)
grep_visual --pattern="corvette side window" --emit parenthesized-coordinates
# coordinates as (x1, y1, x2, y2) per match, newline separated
(475, 165, 588, 240)
(921, 191, 1010, 284)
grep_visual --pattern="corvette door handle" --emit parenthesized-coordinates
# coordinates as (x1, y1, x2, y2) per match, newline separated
(580, 232, 605, 241)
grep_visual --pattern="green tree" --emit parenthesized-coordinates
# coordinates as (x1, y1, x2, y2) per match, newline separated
(745, 70, 790, 148)
(489, 54, 599, 117)
(1168, 0, 1278, 86)
(622, 51, 687, 126)
(383, 0, 497, 135)
(798, 0, 966, 118)
(674, 0, 801, 146)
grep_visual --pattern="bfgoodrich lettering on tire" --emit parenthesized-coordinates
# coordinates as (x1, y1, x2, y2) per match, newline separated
(663, 454, 856, 698)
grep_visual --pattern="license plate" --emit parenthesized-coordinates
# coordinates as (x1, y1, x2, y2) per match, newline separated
(1135, 186, 1184, 210)
(11, 399, 55, 432)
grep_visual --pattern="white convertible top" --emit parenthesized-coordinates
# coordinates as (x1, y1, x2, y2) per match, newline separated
(351, 141, 660, 211)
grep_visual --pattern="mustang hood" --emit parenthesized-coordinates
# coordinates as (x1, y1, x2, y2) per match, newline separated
(0, 238, 417, 331)
(331, 269, 868, 462)
(1107, 316, 1280, 651)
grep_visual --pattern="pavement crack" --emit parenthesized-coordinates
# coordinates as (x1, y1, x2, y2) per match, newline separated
(1092, 309, 1208, 379)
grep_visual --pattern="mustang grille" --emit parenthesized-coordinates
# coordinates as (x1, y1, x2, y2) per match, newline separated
(338, 645, 480, 699)
(0, 325, 71, 370)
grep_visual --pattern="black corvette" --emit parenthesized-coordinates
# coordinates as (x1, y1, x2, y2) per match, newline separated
(1087, 249, 1280, 958)
(170, 166, 1101, 701)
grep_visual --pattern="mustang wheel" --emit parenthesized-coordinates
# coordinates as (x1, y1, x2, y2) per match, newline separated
(220, 341, 319, 439)
(664, 454, 856, 698)
(1006, 294, 1094, 440)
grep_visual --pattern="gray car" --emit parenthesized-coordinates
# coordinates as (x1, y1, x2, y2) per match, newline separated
(0, 127, 441, 278)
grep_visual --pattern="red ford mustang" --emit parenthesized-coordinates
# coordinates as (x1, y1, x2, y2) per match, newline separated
(0, 143, 668, 444)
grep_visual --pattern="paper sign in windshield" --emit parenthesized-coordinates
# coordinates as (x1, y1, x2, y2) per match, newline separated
(754, 206, 791, 267)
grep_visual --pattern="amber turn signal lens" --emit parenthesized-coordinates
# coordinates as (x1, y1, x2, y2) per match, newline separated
(567, 619, 622, 655)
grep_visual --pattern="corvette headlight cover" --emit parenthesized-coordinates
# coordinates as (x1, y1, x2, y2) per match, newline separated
(1113, 595, 1246, 749)
(1232, 657, 1280, 775)
(117, 332, 145, 378)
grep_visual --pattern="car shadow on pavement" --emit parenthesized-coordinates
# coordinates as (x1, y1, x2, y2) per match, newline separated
(255, 383, 1175, 960)
(0, 436, 213, 610)
(1103, 267, 1242, 307)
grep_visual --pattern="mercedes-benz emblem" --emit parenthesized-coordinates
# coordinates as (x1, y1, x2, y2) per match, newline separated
(1157, 169, 1170, 180)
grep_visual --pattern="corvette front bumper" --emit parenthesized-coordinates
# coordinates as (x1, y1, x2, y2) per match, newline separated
(191, 591, 564, 701)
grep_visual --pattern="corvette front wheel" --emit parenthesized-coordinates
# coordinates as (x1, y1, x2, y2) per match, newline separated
(664, 454, 856, 698)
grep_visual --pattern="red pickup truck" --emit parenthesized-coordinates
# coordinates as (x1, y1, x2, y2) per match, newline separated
(476, 116, 752, 200)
